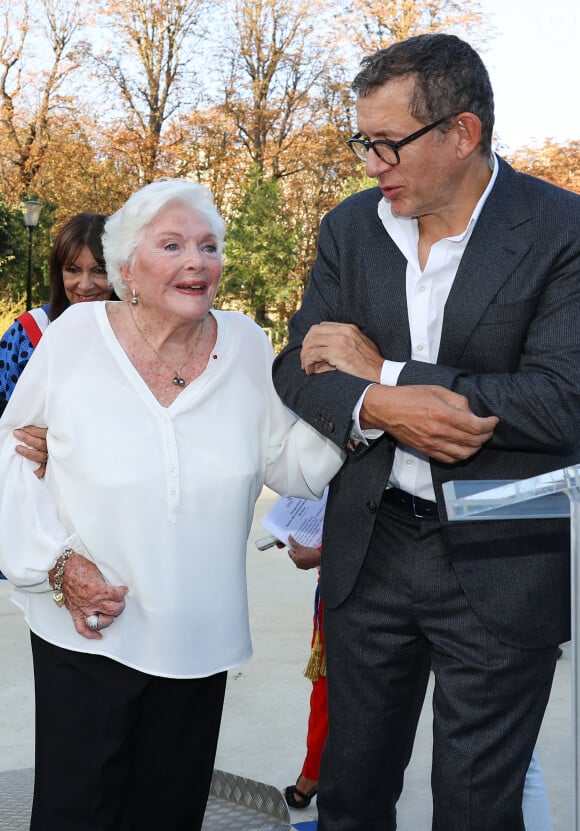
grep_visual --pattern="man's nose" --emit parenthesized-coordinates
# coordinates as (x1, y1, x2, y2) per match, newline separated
(365, 151, 394, 178)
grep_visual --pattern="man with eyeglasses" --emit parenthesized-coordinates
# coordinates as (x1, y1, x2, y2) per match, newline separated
(273, 33, 580, 831)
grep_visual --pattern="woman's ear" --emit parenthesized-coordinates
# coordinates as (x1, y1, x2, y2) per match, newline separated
(120, 262, 134, 293)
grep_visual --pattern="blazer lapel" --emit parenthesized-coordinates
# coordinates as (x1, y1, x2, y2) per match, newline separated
(359, 203, 412, 362)
(438, 159, 533, 364)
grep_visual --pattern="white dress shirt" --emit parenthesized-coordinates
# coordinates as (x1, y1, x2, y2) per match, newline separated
(0, 302, 344, 678)
(355, 156, 498, 500)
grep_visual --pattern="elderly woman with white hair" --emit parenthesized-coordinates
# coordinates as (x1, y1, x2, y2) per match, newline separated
(0, 178, 344, 831)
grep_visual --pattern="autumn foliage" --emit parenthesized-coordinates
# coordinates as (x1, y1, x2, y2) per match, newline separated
(0, 0, 577, 330)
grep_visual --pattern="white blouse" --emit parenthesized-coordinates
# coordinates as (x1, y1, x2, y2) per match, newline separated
(0, 302, 344, 678)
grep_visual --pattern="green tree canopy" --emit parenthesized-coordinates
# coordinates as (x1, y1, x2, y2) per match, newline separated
(218, 167, 301, 347)
(0, 200, 28, 304)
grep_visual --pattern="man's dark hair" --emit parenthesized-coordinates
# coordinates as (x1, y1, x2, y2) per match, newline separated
(351, 33, 495, 157)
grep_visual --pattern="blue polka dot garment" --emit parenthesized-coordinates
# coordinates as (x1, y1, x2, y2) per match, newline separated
(0, 303, 50, 411)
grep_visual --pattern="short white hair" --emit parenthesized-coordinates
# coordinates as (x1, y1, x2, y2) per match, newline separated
(103, 178, 227, 299)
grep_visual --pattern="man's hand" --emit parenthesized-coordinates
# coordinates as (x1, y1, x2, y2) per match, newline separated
(49, 552, 129, 640)
(13, 426, 49, 479)
(301, 322, 384, 381)
(287, 535, 322, 570)
(362, 385, 498, 464)
(275, 536, 322, 570)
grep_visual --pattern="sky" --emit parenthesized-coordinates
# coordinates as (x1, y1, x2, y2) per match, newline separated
(21, 0, 578, 153)
(479, 0, 580, 150)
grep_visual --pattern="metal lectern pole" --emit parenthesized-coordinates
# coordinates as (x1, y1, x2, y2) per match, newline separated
(568, 493, 580, 830)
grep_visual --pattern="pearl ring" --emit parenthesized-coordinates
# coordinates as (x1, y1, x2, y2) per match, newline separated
(86, 614, 99, 631)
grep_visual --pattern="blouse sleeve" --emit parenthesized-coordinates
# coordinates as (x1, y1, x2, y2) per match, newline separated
(0, 320, 35, 404)
(261, 336, 345, 499)
(0, 337, 82, 590)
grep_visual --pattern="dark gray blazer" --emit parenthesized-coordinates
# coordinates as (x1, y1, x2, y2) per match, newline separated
(273, 157, 580, 649)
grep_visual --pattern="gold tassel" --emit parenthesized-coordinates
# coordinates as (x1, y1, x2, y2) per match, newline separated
(303, 629, 323, 681)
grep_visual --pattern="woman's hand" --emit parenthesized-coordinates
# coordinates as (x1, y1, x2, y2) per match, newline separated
(49, 552, 129, 640)
(13, 426, 49, 479)
(300, 322, 384, 381)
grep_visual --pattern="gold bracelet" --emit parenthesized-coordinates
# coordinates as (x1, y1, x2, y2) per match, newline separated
(52, 548, 74, 607)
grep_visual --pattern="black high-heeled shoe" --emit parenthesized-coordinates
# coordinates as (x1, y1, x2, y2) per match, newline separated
(284, 781, 318, 809)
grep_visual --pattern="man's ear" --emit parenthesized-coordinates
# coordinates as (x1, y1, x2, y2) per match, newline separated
(454, 113, 482, 158)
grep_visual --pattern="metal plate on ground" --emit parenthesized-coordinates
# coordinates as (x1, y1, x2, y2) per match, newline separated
(0, 767, 293, 830)
(204, 769, 292, 829)
(0, 767, 33, 830)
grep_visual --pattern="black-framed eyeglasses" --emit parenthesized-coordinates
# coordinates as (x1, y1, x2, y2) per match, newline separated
(347, 112, 461, 166)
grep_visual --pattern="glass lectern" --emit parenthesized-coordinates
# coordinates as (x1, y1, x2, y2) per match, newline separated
(443, 465, 580, 828)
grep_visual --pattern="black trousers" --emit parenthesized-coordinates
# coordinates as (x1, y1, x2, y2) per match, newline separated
(317, 497, 560, 831)
(30, 633, 227, 831)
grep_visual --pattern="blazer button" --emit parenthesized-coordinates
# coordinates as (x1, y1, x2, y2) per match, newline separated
(366, 500, 377, 514)
(327, 422, 334, 433)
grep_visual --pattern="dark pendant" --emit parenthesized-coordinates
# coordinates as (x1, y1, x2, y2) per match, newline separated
(173, 373, 186, 386)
